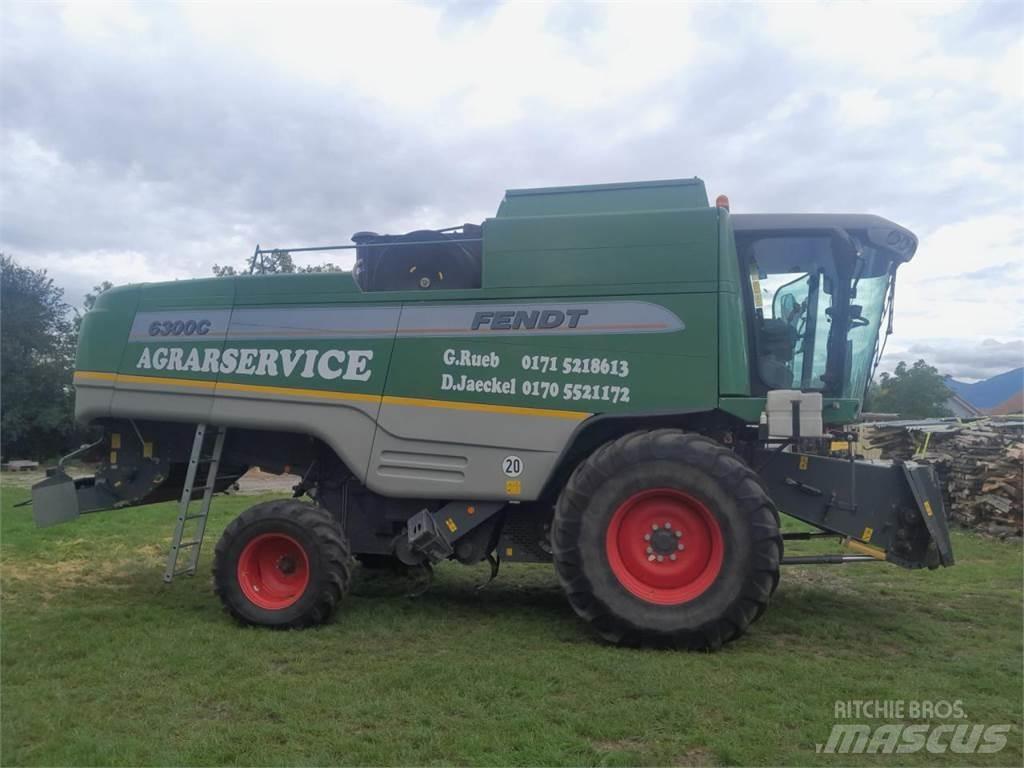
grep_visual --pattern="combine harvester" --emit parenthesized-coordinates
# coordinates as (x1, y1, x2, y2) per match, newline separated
(33, 178, 953, 648)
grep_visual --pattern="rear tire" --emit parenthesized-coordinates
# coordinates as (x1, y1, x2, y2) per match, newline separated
(213, 499, 353, 628)
(552, 430, 782, 649)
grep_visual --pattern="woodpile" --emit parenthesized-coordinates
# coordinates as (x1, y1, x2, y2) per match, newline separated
(854, 417, 1023, 537)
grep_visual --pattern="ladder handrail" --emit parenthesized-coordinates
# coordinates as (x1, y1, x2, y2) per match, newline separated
(163, 424, 227, 583)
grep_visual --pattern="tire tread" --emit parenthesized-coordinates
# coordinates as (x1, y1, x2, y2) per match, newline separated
(213, 499, 353, 629)
(553, 429, 782, 649)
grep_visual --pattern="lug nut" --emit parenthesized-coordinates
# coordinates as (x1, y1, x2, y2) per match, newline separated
(677, 543, 685, 551)
(652, 524, 659, 530)
(657, 555, 664, 562)
(674, 530, 682, 538)
(647, 554, 656, 562)
(670, 554, 677, 561)
(646, 546, 653, 554)
(644, 533, 651, 541)
(665, 522, 672, 529)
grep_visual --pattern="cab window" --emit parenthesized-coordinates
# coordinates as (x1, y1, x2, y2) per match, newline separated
(738, 233, 839, 393)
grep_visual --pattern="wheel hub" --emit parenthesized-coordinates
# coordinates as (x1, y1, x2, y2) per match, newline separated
(649, 526, 679, 556)
(605, 488, 725, 605)
(237, 533, 310, 610)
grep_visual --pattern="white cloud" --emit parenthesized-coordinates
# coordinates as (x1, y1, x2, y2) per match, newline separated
(837, 89, 892, 128)
(60, 0, 149, 42)
(179, 2, 700, 130)
(1, 0, 1021, 379)
(760, 1, 972, 83)
(882, 338, 1024, 381)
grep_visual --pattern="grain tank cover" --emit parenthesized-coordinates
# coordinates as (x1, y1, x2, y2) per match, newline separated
(496, 178, 709, 218)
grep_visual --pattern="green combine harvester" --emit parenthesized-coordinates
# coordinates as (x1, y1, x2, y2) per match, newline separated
(32, 178, 953, 649)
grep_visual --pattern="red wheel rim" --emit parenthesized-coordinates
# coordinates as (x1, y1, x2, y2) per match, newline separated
(605, 488, 724, 605)
(237, 533, 310, 610)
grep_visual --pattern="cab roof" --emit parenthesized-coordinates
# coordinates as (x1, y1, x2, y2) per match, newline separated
(731, 213, 918, 262)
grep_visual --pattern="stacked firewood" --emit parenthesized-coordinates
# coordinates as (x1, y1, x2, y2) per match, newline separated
(854, 418, 1023, 537)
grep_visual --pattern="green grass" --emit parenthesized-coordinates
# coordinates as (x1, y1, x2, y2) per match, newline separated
(1, 483, 1021, 767)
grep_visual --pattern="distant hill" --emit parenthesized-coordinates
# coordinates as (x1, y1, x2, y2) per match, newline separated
(946, 367, 1024, 410)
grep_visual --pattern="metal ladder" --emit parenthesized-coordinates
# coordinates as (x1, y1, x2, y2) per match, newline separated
(163, 423, 227, 583)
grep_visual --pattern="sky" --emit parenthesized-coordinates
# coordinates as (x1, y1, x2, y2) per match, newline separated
(1, 0, 1022, 382)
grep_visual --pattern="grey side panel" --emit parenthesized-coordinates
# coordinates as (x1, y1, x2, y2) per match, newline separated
(129, 310, 233, 341)
(228, 306, 401, 340)
(209, 389, 380, 481)
(74, 382, 115, 424)
(111, 381, 215, 424)
(132, 306, 404, 341)
(85, 379, 380, 481)
(397, 300, 683, 338)
(367, 403, 581, 499)
(129, 302, 683, 341)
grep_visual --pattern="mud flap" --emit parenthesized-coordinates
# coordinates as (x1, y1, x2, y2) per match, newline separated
(31, 471, 80, 527)
(902, 462, 954, 567)
(31, 471, 123, 527)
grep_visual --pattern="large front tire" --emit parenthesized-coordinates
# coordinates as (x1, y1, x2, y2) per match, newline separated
(553, 430, 782, 649)
(213, 499, 353, 628)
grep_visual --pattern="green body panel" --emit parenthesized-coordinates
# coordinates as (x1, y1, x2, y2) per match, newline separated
(75, 285, 140, 373)
(96, 294, 714, 415)
(496, 178, 708, 218)
(483, 208, 719, 290)
(716, 210, 750, 397)
(383, 294, 716, 414)
(139, 276, 235, 308)
(232, 271, 363, 301)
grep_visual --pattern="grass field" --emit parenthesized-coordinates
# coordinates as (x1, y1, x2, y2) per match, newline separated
(1, 482, 1021, 767)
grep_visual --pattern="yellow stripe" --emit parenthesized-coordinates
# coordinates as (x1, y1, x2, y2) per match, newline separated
(119, 372, 216, 390)
(73, 370, 589, 421)
(76, 371, 216, 390)
(217, 379, 380, 404)
(381, 394, 586, 420)
(845, 538, 887, 560)
(73, 371, 119, 383)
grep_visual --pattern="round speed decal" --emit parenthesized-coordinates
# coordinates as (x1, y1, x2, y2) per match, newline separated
(502, 455, 523, 478)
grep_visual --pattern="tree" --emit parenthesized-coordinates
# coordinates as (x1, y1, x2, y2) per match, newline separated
(865, 359, 953, 419)
(73, 281, 113, 333)
(212, 251, 342, 277)
(0, 255, 77, 460)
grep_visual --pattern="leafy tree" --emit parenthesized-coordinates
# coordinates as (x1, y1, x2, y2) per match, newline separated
(0, 255, 77, 460)
(865, 359, 953, 419)
(83, 281, 113, 312)
(299, 262, 343, 273)
(212, 251, 341, 276)
(73, 281, 113, 333)
(211, 263, 238, 277)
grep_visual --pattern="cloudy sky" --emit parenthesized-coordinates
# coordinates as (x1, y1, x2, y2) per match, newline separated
(2, 0, 1021, 381)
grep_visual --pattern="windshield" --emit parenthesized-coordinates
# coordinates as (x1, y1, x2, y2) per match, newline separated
(740, 229, 896, 399)
(757, 269, 833, 390)
(744, 234, 839, 392)
(845, 241, 894, 399)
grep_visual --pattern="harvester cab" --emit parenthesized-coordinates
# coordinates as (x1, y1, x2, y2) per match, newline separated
(736, 214, 912, 400)
(32, 177, 953, 649)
